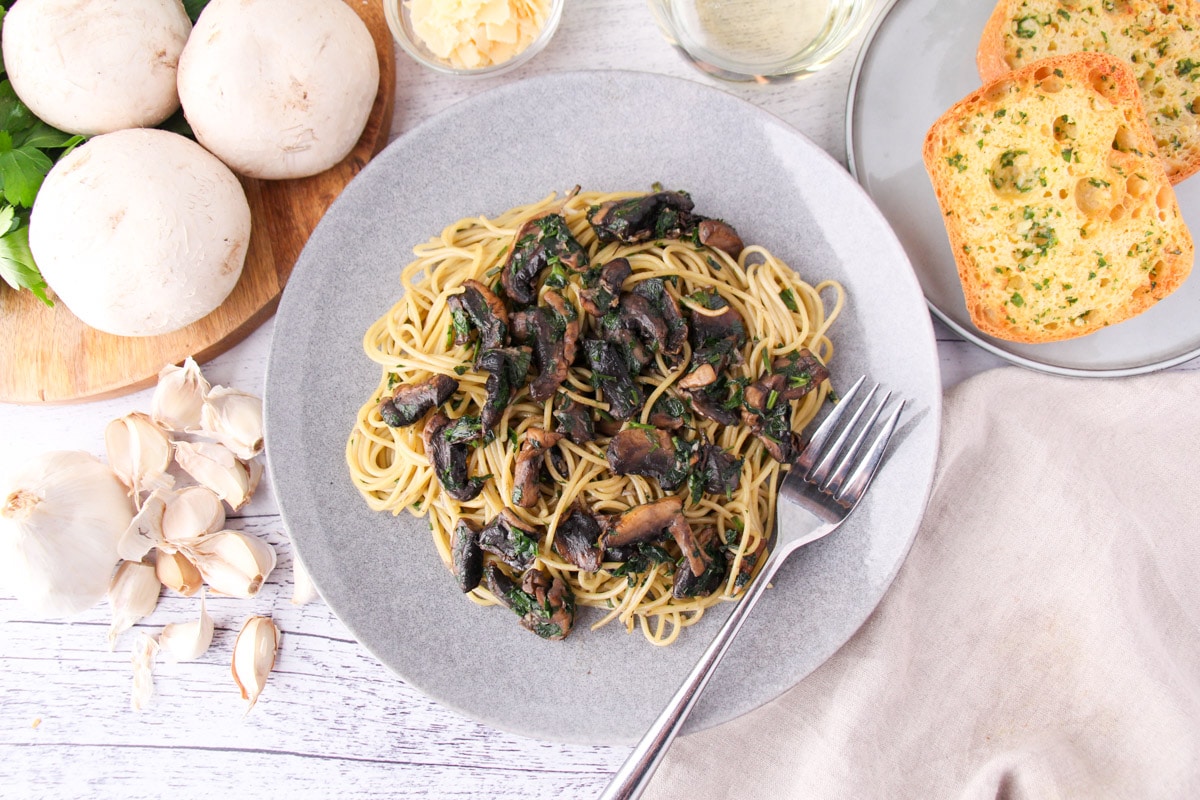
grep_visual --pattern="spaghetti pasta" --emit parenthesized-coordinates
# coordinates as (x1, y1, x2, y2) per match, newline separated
(346, 189, 845, 646)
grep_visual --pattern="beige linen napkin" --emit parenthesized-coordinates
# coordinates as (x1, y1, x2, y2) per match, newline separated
(646, 367, 1200, 799)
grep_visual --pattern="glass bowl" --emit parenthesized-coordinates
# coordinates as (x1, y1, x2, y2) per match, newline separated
(384, 0, 565, 78)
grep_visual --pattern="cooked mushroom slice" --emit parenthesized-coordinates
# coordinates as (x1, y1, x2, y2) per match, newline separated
(602, 494, 708, 575)
(423, 412, 487, 501)
(596, 313, 653, 372)
(553, 393, 595, 444)
(617, 293, 668, 350)
(475, 347, 532, 431)
(632, 278, 688, 360)
(744, 349, 831, 414)
(672, 526, 726, 599)
(579, 257, 631, 317)
(511, 428, 563, 508)
(501, 213, 589, 305)
(587, 191, 696, 244)
(379, 374, 458, 428)
(648, 393, 688, 430)
(512, 291, 579, 402)
(582, 339, 644, 421)
(518, 567, 576, 640)
(552, 505, 603, 572)
(676, 363, 719, 392)
(451, 519, 484, 593)
(602, 495, 683, 549)
(696, 219, 744, 258)
(484, 563, 519, 609)
(686, 291, 746, 372)
(741, 403, 801, 464)
(478, 509, 542, 571)
(606, 426, 697, 493)
(682, 375, 744, 427)
(440, 414, 486, 445)
(447, 279, 509, 350)
(699, 444, 742, 498)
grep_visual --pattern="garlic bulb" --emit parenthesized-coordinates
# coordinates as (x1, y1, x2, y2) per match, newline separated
(200, 386, 264, 460)
(159, 590, 214, 662)
(105, 412, 175, 501)
(152, 357, 210, 432)
(174, 441, 252, 510)
(232, 615, 279, 713)
(189, 529, 276, 598)
(156, 550, 203, 596)
(0, 451, 133, 617)
(162, 486, 225, 544)
(107, 559, 161, 649)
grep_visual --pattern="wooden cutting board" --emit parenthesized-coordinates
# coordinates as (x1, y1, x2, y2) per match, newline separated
(0, 0, 396, 405)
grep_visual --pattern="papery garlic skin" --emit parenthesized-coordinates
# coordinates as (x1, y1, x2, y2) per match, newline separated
(152, 357, 210, 433)
(0, 451, 133, 617)
(130, 631, 159, 712)
(189, 529, 276, 598)
(174, 441, 251, 510)
(162, 486, 225, 544)
(107, 559, 160, 649)
(105, 412, 175, 501)
(200, 386, 264, 460)
(117, 488, 170, 562)
(232, 615, 279, 713)
(159, 590, 214, 662)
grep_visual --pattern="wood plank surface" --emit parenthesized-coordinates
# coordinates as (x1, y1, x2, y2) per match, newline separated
(0, 0, 396, 406)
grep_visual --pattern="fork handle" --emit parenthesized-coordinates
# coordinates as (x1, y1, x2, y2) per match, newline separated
(596, 555, 784, 800)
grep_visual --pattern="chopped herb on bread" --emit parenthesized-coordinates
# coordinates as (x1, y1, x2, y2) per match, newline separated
(978, 0, 1200, 182)
(924, 53, 1193, 343)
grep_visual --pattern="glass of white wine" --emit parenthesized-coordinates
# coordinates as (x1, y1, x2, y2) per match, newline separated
(648, 0, 877, 82)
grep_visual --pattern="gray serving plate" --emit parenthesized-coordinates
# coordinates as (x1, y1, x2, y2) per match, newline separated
(265, 70, 941, 745)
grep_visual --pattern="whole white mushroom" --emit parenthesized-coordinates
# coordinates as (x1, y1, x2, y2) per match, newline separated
(2, 0, 192, 136)
(29, 128, 252, 338)
(177, 0, 380, 180)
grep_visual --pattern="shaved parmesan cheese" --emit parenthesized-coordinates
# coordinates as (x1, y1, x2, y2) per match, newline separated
(408, 0, 550, 69)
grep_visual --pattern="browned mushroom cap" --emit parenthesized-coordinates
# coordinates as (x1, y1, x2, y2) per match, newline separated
(602, 495, 683, 549)
(510, 291, 579, 403)
(501, 213, 588, 306)
(602, 495, 708, 574)
(476, 346, 532, 431)
(699, 444, 742, 498)
(552, 505, 603, 572)
(511, 428, 563, 508)
(478, 508, 543, 571)
(672, 525, 726, 599)
(606, 426, 696, 493)
(647, 393, 689, 430)
(632, 278, 688, 360)
(553, 393, 594, 444)
(518, 567, 576, 640)
(697, 219, 744, 258)
(616, 293, 668, 349)
(744, 349, 831, 415)
(423, 412, 488, 501)
(582, 339, 644, 421)
(741, 406, 801, 464)
(587, 191, 696, 244)
(579, 257, 631, 317)
(379, 374, 459, 428)
(448, 279, 509, 350)
(451, 519, 484, 593)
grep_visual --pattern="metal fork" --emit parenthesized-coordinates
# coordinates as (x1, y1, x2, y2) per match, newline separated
(597, 376, 905, 800)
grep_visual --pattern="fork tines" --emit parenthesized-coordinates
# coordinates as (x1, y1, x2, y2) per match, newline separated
(796, 376, 905, 506)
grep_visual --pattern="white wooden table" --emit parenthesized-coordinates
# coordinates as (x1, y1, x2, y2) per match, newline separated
(3, 2, 1193, 797)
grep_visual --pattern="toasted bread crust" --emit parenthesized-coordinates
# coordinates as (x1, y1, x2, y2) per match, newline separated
(925, 53, 1193, 344)
(977, 0, 1200, 183)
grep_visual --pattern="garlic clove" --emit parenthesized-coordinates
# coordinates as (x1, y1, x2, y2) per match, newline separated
(231, 615, 279, 713)
(188, 529, 276, 598)
(291, 552, 318, 606)
(156, 549, 203, 596)
(158, 590, 214, 662)
(200, 386, 264, 460)
(0, 451, 133, 618)
(106, 559, 161, 650)
(244, 457, 263, 501)
(162, 486, 225, 544)
(117, 488, 171, 562)
(105, 412, 175, 501)
(174, 441, 251, 510)
(152, 356, 210, 433)
(130, 631, 159, 712)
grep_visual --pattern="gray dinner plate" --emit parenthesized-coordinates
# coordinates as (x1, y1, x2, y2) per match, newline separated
(264, 70, 941, 745)
(848, 0, 1200, 376)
